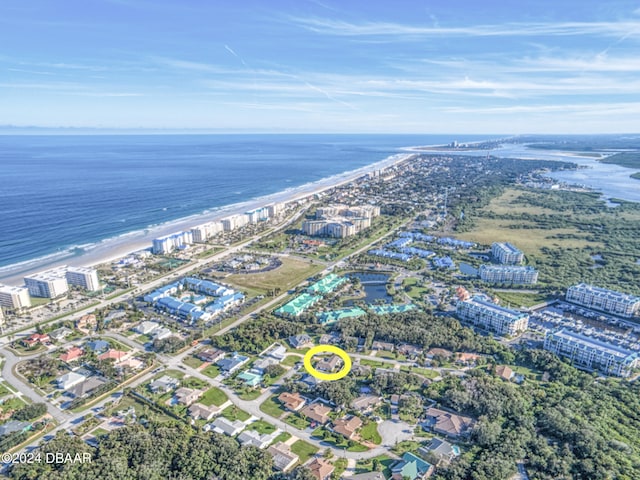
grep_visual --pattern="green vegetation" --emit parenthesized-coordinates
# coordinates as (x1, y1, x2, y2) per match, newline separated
(226, 257, 323, 296)
(259, 395, 286, 419)
(182, 355, 204, 369)
(355, 455, 394, 477)
(359, 421, 382, 444)
(246, 420, 276, 434)
(290, 439, 319, 463)
(201, 364, 221, 378)
(631, 172, 640, 180)
(457, 187, 640, 294)
(9, 423, 274, 480)
(221, 405, 251, 422)
(200, 387, 228, 407)
(391, 440, 421, 456)
(492, 290, 550, 308)
(272, 431, 291, 444)
(599, 151, 640, 169)
(284, 413, 310, 430)
(311, 427, 368, 452)
(282, 355, 301, 367)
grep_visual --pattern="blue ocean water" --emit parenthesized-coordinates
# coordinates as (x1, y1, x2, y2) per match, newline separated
(0, 134, 495, 273)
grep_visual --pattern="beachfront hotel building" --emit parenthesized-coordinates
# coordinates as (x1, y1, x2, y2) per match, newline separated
(191, 222, 223, 243)
(0, 284, 31, 311)
(456, 296, 529, 336)
(491, 242, 524, 265)
(65, 266, 100, 291)
(479, 265, 538, 285)
(566, 283, 640, 318)
(152, 231, 193, 254)
(24, 272, 69, 299)
(544, 329, 640, 377)
(221, 214, 249, 232)
(302, 204, 380, 239)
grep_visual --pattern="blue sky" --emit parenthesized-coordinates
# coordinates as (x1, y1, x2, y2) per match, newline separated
(2, 0, 640, 133)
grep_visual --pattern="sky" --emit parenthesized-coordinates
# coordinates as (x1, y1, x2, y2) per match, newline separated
(1, 0, 640, 133)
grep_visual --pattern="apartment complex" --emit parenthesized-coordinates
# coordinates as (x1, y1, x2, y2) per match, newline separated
(24, 272, 69, 299)
(491, 242, 524, 265)
(566, 283, 640, 318)
(302, 204, 380, 238)
(0, 284, 31, 310)
(191, 222, 223, 243)
(544, 329, 640, 377)
(65, 266, 100, 291)
(456, 296, 529, 336)
(479, 265, 538, 285)
(152, 231, 193, 254)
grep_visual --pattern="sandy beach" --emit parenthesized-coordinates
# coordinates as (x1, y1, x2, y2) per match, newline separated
(0, 152, 415, 286)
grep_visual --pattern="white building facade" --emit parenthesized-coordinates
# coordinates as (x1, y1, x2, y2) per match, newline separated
(566, 283, 640, 318)
(456, 296, 529, 336)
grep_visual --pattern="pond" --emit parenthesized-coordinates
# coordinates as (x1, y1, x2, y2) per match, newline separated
(345, 272, 393, 305)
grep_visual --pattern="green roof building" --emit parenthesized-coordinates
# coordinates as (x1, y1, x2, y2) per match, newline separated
(307, 273, 348, 295)
(369, 304, 416, 315)
(238, 371, 262, 387)
(274, 293, 322, 317)
(316, 307, 367, 325)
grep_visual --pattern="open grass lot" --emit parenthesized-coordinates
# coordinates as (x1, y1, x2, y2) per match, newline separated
(290, 440, 318, 463)
(201, 365, 221, 378)
(359, 422, 382, 444)
(182, 355, 204, 369)
(260, 395, 286, 419)
(400, 366, 439, 379)
(221, 405, 251, 422)
(200, 387, 228, 407)
(281, 355, 300, 367)
(493, 290, 550, 308)
(284, 413, 310, 430)
(226, 257, 323, 296)
(312, 427, 369, 452)
(402, 277, 431, 301)
(272, 431, 291, 444)
(359, 358, 392, 368)
(355, 455, 395, 477)
(246, 419, 276, 434)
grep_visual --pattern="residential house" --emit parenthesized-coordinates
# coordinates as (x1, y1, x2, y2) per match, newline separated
(209, 417, 245, 436)
(301, 402, 332, 424)
(266, 343, 287, 360)
(60, 346, 84, 363)
(135, 321, 159, 335)
(68, 377, 106, 398)
(372, 341, 394, 352)
(426, 348, 453, 360)
(351, 363, 372, 377)
(175, 387, 202, 406)
(49, 327, 73, 342)
(117, 357, 144, 371)
(455, 352, 482, 365)
(237, 428, 281, 449)
(237, 370, 262, 387)
(76, 314, 97, 333)
(23, 333, 50, 348)
(288, 334, 313, 349)
(345, 473, 385, 480)
(188, 403, 221, 421)
(332, 415, 362, 440)
(319, 333, 340, 345)
(148, 375, 179, 394)
(217, 353, 249, 375)
(391, 452, 434, 480)
(197, 347, 225, 364)
(278, 392, 306, 412)
(316, 355, 341, 373)
(98, 349, 130, 364)
(351, 395, 382, 414)
(267, 442, 299, 472)
(56, 371, 86, 390)
(85, 339, 110, 353)
(0, 420, 31, 436)
(417, 438, 460, 466)
(152, 327, 173, 340)
(252, 356, 280, 374)
(424, 408, 475, 438)
(495, 365, 514, 381)
(307, 458, 334, 480)
(398, 344, 423, 358)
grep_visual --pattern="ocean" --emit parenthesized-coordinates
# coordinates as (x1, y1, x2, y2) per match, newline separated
(0, 134, 494, 278)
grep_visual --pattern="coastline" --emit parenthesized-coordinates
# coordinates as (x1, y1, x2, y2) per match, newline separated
(0, 151, 416, 286)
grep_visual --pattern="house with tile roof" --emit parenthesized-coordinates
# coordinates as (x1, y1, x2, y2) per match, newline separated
(424, 408, 475, 438)
(278, 392, 306, 412)
(60, 346, 84, 363)
(307, 457, 334, 480)
(301, 402, 332, 424)
(331, 415, 362, 440)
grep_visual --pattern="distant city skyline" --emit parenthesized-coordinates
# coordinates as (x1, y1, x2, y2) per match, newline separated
(2, 0, 640, 133)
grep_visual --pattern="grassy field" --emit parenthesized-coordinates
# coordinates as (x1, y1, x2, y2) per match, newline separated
(200, 387, 228, 407)
(221, 405, 251, 422)
(260, 395, 285, 419)
(493, 290, 550, 308)
(201, 365, 221, 378)
(226, 257, 323, 295)
(359, 422, 382, 444)
(282, 355, 301, 367)
(401, 277, 431, 301)
(284, 413, 310, 430)
(355, 455, 395, 477)
(290, 440, 319, 463)
(271, 431, 291, 444)
(246, 419, 276, 434)
(457, 188, 602, 254)
(182, 355, 204, 369)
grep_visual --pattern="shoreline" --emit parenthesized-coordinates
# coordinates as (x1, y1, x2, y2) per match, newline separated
(0, 151, 416, 286)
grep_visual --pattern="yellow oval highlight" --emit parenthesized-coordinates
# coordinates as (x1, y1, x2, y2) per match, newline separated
(303, 345, 352, 381)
